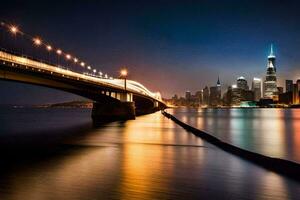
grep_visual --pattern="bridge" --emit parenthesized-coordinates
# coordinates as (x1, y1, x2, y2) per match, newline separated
(0, 22, 166, 121)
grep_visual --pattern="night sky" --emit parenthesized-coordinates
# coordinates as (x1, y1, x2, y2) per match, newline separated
(1, 0, 300, 104)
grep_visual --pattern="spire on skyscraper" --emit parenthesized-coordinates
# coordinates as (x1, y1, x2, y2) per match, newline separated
(268, 44, 275, 58)
(217, 76, 221, 86)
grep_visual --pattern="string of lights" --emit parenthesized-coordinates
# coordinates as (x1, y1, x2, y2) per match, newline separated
(0, 20, 111, 79)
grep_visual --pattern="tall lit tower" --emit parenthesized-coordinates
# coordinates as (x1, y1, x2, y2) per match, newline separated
(216, 76, 221, 104)
(217, 76, 221, 93)
(263, 44, 278, 100)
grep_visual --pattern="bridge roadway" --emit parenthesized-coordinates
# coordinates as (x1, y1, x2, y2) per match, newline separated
(0, 50, 166, 121)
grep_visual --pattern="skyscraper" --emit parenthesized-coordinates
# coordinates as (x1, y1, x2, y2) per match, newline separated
(209, 77, 221, 107)
(185, 91, 191, 101)
(231, 84, 242, 106)
(203, 86, 209, 105)
(237, 76, 249, 90)
(252, 77, 262, 101)
(209, 77, 222, 107)
(286, 80, 293, 93)
(195, 90, 203, 105)
(263, 44, 278, 100)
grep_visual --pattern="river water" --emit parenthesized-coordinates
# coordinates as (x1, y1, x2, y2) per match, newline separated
(170, 107, 300, 164)
(0, 107, 299, 199)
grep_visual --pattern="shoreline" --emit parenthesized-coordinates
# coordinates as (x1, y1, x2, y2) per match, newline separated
(162, 110, 300, 182)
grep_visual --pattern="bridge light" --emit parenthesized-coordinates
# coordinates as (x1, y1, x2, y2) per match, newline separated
(10, 26, 18, 34)
(93, 69, 97, 73)
(46, 45, 52, 51)
(120, 69, 128, 77)
(120, 69, 127, 91)
(33, 38, 42, 46)
(87, 66, 91, 70)
(56, 49, 62, 55)
(66, 54, 71, 60)
(99, 71, 103, 76)
(80, 62, 85, 67)
(105, 74, 108, 78)
(74, 58, 78, 63)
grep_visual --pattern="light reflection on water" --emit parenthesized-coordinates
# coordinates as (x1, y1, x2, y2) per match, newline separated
(170, 107, 300, 163)
(0, 107, 299, 199)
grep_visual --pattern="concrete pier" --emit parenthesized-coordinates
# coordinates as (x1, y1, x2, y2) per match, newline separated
(92, 101, 135, 122)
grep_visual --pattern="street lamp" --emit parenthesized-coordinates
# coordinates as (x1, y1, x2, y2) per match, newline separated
(46, 45, 52, 63)
(10, 26, 18, 34)
(46, 45, 52, 51)
(120, 69, 128, 91)
(56, 49, 62, 55)
(56, 49, 62, 66)
(33, 38, 42, 46)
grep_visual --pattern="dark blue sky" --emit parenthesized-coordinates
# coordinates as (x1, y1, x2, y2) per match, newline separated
(1, 0, 300, 104)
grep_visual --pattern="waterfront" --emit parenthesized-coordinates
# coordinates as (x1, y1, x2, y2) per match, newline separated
(0, 107, 299, 199)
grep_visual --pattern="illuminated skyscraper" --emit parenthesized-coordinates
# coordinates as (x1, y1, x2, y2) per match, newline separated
(252, 77, 262, 101)
(237, 76, 249, 90)
(263, 44, 278, 100)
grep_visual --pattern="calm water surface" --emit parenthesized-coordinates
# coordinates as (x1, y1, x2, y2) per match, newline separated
(170, 107, 300, 163)
(0, 107, 299, 199)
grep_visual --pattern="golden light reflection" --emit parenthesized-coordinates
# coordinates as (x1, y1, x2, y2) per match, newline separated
(291, 109, 300, 161)
(258, 109, 286, 158)
(257, 172, 289, 200)
(119, 114, 170, 199)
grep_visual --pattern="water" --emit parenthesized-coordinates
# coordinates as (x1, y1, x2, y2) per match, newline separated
(170, 107, 300, 164)
(0, 107, 299, 199)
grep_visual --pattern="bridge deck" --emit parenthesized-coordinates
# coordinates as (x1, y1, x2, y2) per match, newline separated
(0, 50, 163, 103)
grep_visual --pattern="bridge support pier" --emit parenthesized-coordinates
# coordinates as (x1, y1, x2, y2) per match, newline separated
(92, 101, 135, 122)
(135, 100, 161, 116)
(92, 92, 135, 122)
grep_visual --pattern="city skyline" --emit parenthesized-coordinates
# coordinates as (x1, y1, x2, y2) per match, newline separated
(2, 1, 300, 104)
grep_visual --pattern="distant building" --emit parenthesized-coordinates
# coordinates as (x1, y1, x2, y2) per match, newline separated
(172, 94, 178, 100)
(203, 86, 209, 105)
(232, 76, 255, 104)
(185, 91, 191, 102)
(217, 76, 221, 103)
(286, 80, 293, 93)
(279, 92, 293, 105)
(279, 80, 300, 105)
(293, 84, 299, 104)
(195, 90, 203, 105)
(252, 77, 262, 101)
(222, 86, 232, 106)
(209, 77, 222, 107)
(241, 90, 254, 101)
(237, 76, 249, 90)
(263, 44, 278, 100)
(231, 84, 242, 106)
(297, 79, 300, 92)
(277, 87, 283, 94)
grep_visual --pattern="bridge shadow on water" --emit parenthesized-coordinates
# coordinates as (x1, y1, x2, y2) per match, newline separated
(0, 118, 124, 174)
